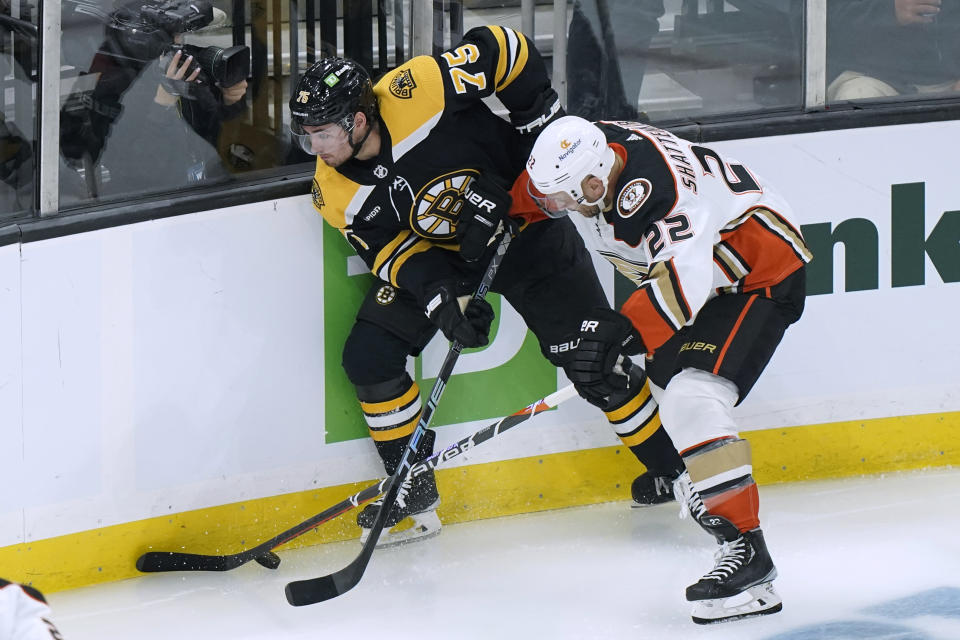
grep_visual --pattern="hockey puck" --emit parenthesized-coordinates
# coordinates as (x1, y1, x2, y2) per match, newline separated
(255, 551, 281, 569)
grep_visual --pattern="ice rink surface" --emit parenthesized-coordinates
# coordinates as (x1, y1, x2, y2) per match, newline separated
(49, 468, 960, 640)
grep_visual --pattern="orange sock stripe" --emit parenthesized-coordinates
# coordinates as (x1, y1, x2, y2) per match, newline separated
(702, 483, 760, 533)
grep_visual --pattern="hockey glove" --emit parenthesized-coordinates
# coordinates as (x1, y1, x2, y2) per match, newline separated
(456, 174, 516, 263)
(510, 87, 564, 136)
(424, 281, 495, 348)
(567, 308, 646, 406)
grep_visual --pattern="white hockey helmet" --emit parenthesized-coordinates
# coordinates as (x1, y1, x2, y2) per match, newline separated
(526, 115, 616, 217)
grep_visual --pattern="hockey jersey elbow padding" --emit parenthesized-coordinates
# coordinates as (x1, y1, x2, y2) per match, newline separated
(622, 259, 692, 352)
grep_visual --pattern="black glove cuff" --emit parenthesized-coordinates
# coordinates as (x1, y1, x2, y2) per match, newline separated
(583, 307, 646, 356)
(510, 87, 564, 135)
(423, 281, 455, 320)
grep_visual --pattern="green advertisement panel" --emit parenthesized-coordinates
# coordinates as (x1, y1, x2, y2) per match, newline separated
(322, 224, 556, 444)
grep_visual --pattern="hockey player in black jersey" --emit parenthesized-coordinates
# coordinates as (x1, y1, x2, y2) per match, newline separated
(526, 116, 812, 624)
(288, 27, 684, 547)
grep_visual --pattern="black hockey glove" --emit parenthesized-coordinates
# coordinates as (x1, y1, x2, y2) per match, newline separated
(423, 281, 495, 348)
(456, 174, 516, 263)
(567, 308, 646, 407)
(510, 87, 564, 136)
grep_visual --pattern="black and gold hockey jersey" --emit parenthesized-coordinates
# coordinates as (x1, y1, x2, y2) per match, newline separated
(309, 26, 551, 303)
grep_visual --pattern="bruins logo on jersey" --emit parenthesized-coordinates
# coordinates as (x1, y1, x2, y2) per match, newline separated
(312, 179, 325, 209)
(389, 69, 417, 99)
(375, 284, 397, 305)
(411, 170, 478, 240)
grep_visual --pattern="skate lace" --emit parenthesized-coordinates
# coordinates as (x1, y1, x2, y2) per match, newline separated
(673, 471, 707, 521)
(370, 474, 413, 510)
(702, 537, 749, 582)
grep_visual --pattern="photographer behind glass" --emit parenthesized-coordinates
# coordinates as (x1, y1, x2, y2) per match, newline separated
(60, 0, 250, 199)
(153, 5, 249, 147)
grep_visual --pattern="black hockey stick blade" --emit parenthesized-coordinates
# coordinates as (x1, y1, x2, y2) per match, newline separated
(285, 543, 375, 605)
(136, 551, 246, 573)
(136, 548, 282, 572)
(285, 468, 404, 605)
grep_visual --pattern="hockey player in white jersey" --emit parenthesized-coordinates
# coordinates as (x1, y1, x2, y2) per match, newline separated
(0, 579, 65, 639)
(524, 116, 812, 624)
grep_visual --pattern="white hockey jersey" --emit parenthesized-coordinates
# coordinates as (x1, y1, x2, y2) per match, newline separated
(569, 121, 812, 353)
(0, 580, 64, 640)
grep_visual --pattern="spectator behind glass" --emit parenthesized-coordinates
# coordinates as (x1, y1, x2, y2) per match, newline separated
(565, 0, 665, 120)
(59, 1, 249, 201)
(828, 0, 960, 101)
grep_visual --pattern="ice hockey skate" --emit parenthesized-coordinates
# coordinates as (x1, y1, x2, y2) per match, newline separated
(357, 468, 441, 548)
(673, 472, 781, 623)
(630, 470, 678, 507)
(686, 524, 781, 624)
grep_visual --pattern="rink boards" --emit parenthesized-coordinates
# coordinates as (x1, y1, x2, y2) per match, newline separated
(1, 120, 957, 592)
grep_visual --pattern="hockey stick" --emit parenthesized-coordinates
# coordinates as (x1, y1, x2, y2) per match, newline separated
(284, 232, 512, 606)
(135, 383, 577, 573)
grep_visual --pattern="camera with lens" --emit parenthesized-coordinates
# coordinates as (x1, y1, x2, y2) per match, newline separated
(170, 43, 250, 87)
(100, 0, 213, 60)
(100, 0, 250, 86)
(140, 0, 214, 35)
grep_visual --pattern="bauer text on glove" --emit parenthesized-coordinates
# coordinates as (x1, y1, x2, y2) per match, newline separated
(566, 308, 645, 403)
(456, 174, 516, 262)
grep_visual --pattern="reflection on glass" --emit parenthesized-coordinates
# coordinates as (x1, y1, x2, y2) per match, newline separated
(566, 0, 804, 123)
(59, 0, 250, 204)
(0, 6, 37, 219)
(827, 0, 960, 103)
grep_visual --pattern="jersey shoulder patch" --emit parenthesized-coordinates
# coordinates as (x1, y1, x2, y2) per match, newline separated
(388, 67, 418, 99)
(616, 178, 653, 218)
(376, 57, 445, 153)
(312, 163, 365, 229)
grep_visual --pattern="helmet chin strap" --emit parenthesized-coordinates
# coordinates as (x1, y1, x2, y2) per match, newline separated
(344, 115, 375, 160)
(582, 173, 611, 208)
